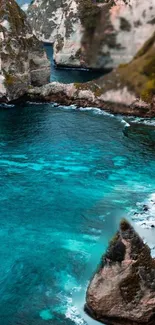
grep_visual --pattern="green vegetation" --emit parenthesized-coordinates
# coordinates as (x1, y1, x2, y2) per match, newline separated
(3, 72, 15, 87)
(141, 80, 155, 102)
(74, 82, 88, 91)
(134, 32, 155, 59)
(116, 33, 155, 103)
(74, 32, 155, 105)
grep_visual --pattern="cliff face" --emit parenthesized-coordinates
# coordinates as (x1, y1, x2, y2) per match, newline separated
(27, 33, 155, 117)
(28, 0, 83, 67)
(27, 0, 155, 69)
(0, 0, 50, 102)
(80, 0, 155, 69)
(85, 220, 155, 325)
(28, 0, 63, 43)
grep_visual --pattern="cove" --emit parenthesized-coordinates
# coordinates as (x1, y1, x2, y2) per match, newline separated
(44, 44, 105, 83)
(0, 102, 155, 325)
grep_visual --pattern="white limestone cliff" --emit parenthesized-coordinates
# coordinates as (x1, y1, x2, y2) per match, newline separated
(28, 0, 155, 69)
(0, 0, 50, 102)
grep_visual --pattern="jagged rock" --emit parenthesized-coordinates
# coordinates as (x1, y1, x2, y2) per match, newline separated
(85, 219, 155, 325)
(27, 0, 155, 69)
(0, 0, 50, 102)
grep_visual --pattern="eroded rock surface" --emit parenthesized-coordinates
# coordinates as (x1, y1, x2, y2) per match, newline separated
(28, 0, 155, 69)
(0, 0, 50, 102)
(85, 220, 155, 325)
(28, 30, 155, 117)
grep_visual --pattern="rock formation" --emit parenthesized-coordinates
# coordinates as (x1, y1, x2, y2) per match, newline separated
(28, 0, 83, 67)
(0, 0, 50, 102)
(85, 219, 155, 325)
(28, 0, 155, 69)
(28, 31, 155, 117)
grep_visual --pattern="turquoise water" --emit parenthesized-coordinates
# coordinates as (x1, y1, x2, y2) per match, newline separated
(17, 0, 31, 5)
(0, 103, 155, 325)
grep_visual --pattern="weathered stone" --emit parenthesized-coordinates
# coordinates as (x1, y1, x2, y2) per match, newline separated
(27, 0, 155, 70)
(0, 0, 50, 102)
(27, 30, 155, 117)
(85, 219, 155, 325)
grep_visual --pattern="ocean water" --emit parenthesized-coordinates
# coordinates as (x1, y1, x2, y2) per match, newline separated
(16, 0, 31, 5)
(44, 44, 104, 84)
(0, 103, 155, 325)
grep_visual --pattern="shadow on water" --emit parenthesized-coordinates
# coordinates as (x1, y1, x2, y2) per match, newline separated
(44, 43, 106, 84)
(123, 123, 155, 154)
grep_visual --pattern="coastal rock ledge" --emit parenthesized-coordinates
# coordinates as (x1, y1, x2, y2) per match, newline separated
(85, 220, 155, 325)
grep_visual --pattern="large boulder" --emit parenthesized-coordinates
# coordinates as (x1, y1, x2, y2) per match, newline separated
(85, 219, 155, 325)
(27, 0, 155, 69)
(0, 0, 50, 102)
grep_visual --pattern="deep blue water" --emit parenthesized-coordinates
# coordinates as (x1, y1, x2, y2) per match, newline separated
(0, 102, 155, 325)
(44, 44, 104, 84)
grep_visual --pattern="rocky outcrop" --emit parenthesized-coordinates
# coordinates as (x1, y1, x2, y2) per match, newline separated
(27, 31, 155, 117)
(85, 219, 155, 325)
(28, 81, 152, 117)
(28, 0, 83, 67)
(28, 0, 155, 69)
(0, 0, 50, 102)
(28, 0, 64, 43)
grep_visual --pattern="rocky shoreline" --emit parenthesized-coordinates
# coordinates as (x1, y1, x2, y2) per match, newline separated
(26, 81, 154, 118)
(1, 0, 155, 118)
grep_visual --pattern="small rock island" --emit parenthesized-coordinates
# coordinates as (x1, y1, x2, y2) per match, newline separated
(85, 220, 155, 325)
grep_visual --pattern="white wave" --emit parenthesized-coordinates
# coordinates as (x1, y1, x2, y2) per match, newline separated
(128, 116, 155, 127)
(0, 103, 15, 108)
(121, 119, 130, 127)
(65, 297, 85, 325)
(27, 101, 49, 105)
(79, 106, 114, 117)
(58, 104, 77, 110)
(131, 192, 155, 230)
(26, 102, 116, 119)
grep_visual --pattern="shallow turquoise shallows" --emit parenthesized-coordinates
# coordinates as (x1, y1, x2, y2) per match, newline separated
(0, 103, 155, 325)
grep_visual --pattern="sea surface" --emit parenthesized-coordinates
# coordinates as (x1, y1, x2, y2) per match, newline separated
(0, 102, 155, 325)
(5, 1, 155, 324)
